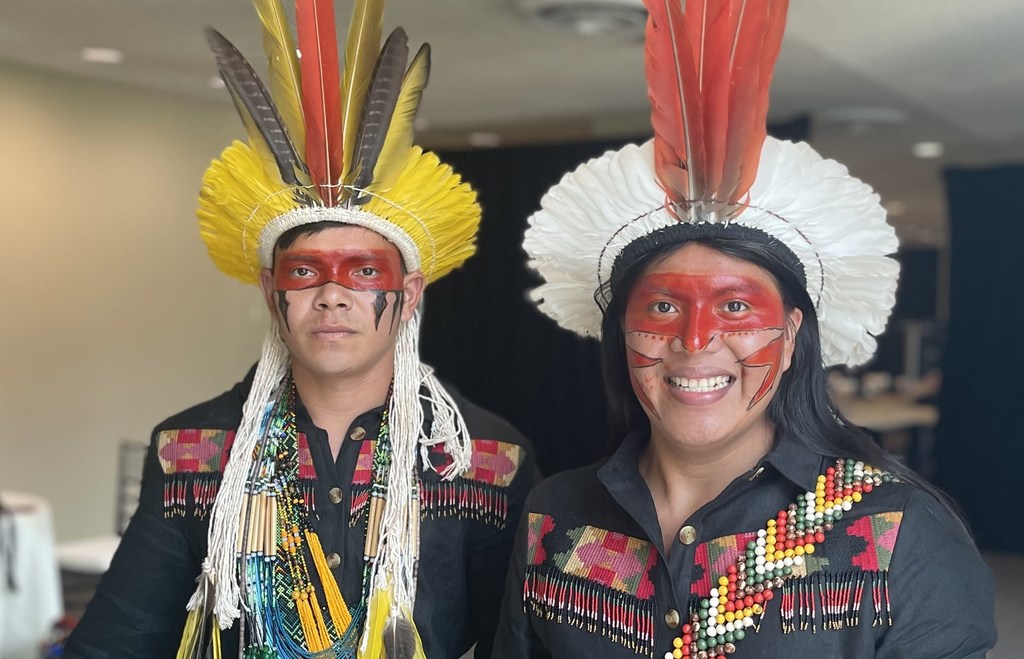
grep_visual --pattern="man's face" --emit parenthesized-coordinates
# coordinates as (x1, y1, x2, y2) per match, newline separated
(260, 225, 424, 382)
(623, 242, 802, 452)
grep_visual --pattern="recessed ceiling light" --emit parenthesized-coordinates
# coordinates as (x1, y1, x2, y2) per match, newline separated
(516, 0, 647, 37)
(468, 132, 501, 148)
(911, 141, 945, 159)
(884, 201, 906, 217)
(208, 76, 226, 90)
(80, 47, 124, 64)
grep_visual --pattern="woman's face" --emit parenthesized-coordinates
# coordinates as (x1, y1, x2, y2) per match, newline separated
(623, 242, 803, 453)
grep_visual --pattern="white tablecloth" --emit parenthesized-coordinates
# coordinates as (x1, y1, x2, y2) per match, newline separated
(0, 492, 63, 659)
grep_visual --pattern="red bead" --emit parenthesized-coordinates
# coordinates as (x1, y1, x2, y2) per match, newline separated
(775, 542, 785, 552)
(784, 539, 795, 550)
(815, 531, 826, 543)
(744, 595, 754, 607)
(843, 487, 853, 496)
(683, 634, 692, 644)
(725, 600, 735, 612)
(727, 573, 737, 582)
(682, 624, 691, 634)
(863, 483, 873, 493)
(753, 593, 763, 604)
(764, 589, 775, 601)
(727, 565, 737, 575)
(804, 533, 815, 545)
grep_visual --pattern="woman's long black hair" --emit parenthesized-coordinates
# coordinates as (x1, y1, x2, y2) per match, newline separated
(599, 224, 960, 515)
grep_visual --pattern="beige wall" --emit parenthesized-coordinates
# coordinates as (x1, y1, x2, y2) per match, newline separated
(0, 62, 269, 540)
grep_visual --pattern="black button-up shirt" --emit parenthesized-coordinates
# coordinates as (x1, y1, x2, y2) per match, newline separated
(65, 368, 540, 658)
(495, 431, 995, 658)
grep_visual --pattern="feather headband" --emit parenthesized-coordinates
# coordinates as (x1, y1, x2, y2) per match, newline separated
(524, 0, 898, 368)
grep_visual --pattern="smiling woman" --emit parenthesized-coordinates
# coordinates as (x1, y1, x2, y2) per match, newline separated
(493, 0, 995, 657)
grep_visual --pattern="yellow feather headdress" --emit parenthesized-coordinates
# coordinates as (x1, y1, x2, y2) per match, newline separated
(197, 0, 480, 285)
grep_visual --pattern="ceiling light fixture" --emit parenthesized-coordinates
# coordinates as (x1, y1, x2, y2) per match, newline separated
(516, 0, 647, 37)
(80, 47, 124, 64)
(911, 141, 945, 159)
(468, 132, 502, 148)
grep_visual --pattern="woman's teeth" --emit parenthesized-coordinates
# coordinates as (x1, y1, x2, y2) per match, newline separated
(668, 375, 732, 392)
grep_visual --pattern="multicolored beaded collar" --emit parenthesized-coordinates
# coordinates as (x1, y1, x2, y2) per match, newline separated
(666, 459, 893, 659)
(178, 377, 397, 659)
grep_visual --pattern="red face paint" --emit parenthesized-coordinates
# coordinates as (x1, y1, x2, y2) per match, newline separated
(625, 273, 785, 349)
(274, 248, 404, 292)
(624, 272, 788, 410)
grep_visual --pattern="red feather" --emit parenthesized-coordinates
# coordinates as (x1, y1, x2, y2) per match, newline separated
(643, 0, 789, 219)
(296, 0, 343, 205)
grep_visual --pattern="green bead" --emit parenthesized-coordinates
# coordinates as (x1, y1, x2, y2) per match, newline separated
(783, 565, 793, 575)
(697, 639, 708, 651)
(734, 628, 746, 641)
(725, 631, 735, 643)
(747, 541, 757, 550)
(700, 599, 710, 609)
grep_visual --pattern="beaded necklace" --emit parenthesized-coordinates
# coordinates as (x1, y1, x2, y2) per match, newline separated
(667, 459, 893, 659)
(239, 377, 394, 659)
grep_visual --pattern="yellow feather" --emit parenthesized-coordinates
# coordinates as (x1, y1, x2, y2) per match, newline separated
(358, 585, 392, 659)
(253, 0, 306, 158)
(340, 0, 384, 181)
(198, 141, 301, 284)
(369, 44, 429, 195)
(365, 147, 480, 282)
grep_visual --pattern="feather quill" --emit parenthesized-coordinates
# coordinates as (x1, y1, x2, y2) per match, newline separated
(253, 0, 306, 159)
(296, 0, 344, 205)
(368, 43, 429, 196)
(206, 28, 306, 187)
(642, 0, 788, 219)
(341, 0, 385, 184)
(350, 27, 409, 200)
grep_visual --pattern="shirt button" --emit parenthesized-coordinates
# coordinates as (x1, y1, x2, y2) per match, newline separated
(664, 608, 680, 629)
(325, 552, 341, 569)
(349, 426, 367, 441)
(328, 487, 343, 504)
(678, 525, 697, 545)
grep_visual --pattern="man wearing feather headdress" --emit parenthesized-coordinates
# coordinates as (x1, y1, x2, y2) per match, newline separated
(63, 1, 538, 657)
(494, 0, 993, 657)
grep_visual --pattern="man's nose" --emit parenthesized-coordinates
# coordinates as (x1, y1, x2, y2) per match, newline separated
(313, 281, 353, 309)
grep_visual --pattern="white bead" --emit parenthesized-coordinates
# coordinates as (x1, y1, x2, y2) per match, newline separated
(765, 561, 775, 571)
(717, 624, 727, 635)
(842, 500, 853, 511)
(755, 565, 765, 575)
(665, 653, 674, 659)
(783, 557, 793, 567)
(794, 555, 804, 566)
(707, 625, 717, 637)
(754, 546, 765, 556)
(725, 621, 735, 632)
(757, 529, 766, 538)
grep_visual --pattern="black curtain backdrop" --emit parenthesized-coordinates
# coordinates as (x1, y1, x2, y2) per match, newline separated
(420, 118, 810, 477)
(936, 165, 1024, 552)
(420, 138, 632, 477)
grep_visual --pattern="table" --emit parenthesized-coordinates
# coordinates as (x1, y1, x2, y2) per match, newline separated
(0, 492, 63, 659)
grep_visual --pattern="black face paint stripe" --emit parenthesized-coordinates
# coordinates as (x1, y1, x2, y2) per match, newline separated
(389, 290, 405, 334)
(372, 290, 389, 331)
(276, 291, 292, 333)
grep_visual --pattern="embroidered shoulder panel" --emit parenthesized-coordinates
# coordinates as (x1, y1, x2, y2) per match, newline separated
(523, 513, 657, 656)
(419, 439, 526, 528)
(158, 428, 317, 519)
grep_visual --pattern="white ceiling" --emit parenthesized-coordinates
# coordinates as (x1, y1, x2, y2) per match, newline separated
(2, 0, 1023, 247)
